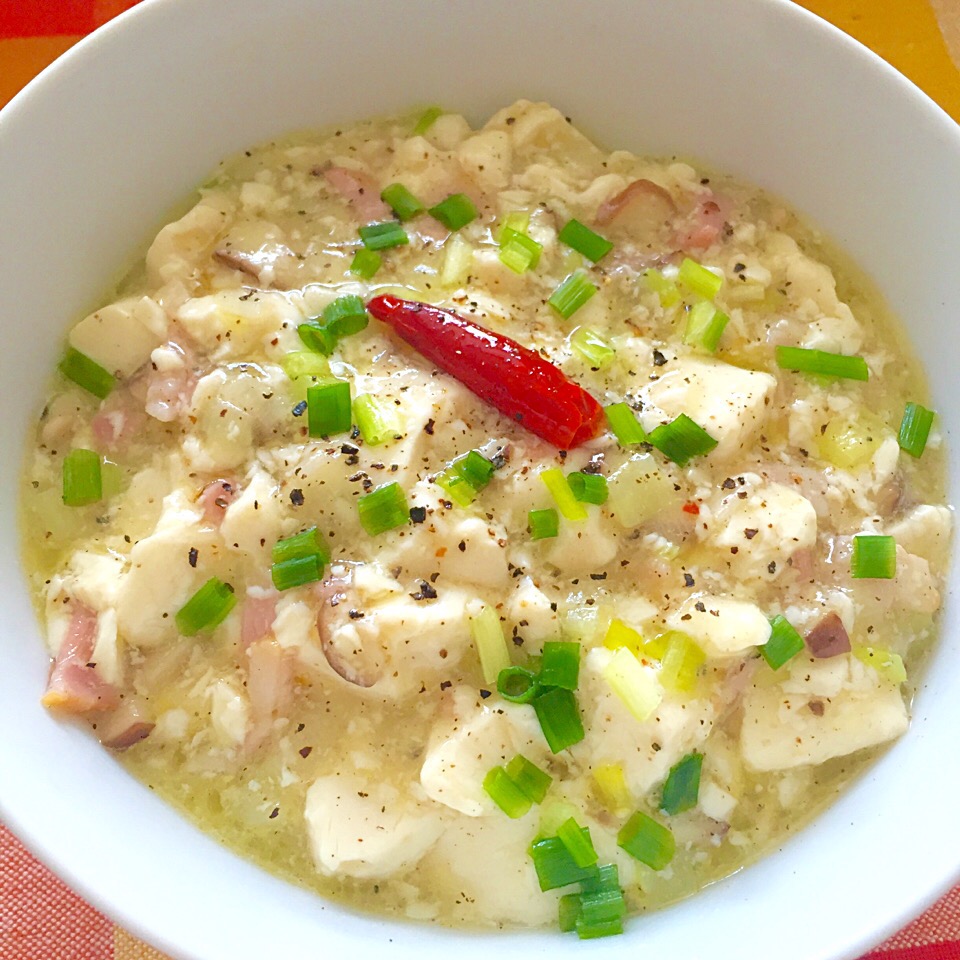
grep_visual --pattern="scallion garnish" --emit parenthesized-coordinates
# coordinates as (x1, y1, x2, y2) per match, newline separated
(851, 534, 896, 579)
(175, 577, 237, 636)
(380, 183, 425, 222)
(358, 221, 409, 251)
(660, 752, 703, 815)
(357, 481, 409, 536)
(559, 894, 581, 933)
(775, 345, 869, 381)
(677, 256, 723, 300)
(436, 468, 477, 507)
(533, 687, 585, 753)
(350, 248, 382, 279)
(558, 219, 613, 263)
(322, 294, 369, 338)
(540, 641, 581, 691)
(548, 271, 597, 320)
(499, 228, 543, 274)
(59, 346, 115, 399)
(354, 393, 402, 446)
(566, 472, 608, 505)
(483, 766, 533, 819)
(529, 833, 599, 891)
(683, 300, 729, 353)
(282, 350, 330, 382)
(61, 449, 102, 506)
(540, 468, 588, 521)
(436, 449, 496, 506)
(658, 631, 705, 693)
(428, 193, 478, 231)
(601, 647, 662, 722)
(576, 864, 626, 939)
(647, 413, 718, 466)
(557, 817, 599, 868)
(617, 810, 675, 870)
(762, 615, 804, 670)
(270, 555, 322, 592)
(570, 327, 615, 369)
(497, 665, 541, 703)
(605, 403, 647, 445)
(297, 322, 337, 356)
(528, 507, 559, 540)
(272, 526, 330, 566)
(470, 604, 511, 684)
(852, 645, 907, 684)
(505, 754, 552, 803)
(642, 268, 681, 307)
(439, 234, 473, 287)
(307, 380, 352, 437)
(603, 619, 643, 655)
(898, 402, 935, 458)
(412, 105, 443, 135)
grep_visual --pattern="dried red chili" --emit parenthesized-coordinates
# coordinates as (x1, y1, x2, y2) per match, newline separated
(366, 296, 604, 448)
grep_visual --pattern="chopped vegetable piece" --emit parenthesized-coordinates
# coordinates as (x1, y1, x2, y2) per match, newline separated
(439, 234, 473, 287)
(380, 182, 425, 221)
(429, 193, 478, 231)
(762, 615, 805, 670)
(175, 577, 237, 636)
(775, 345, 869, 381)
(683, 300, 729, 352)
(852, 645, 908, 684)
(436, 468, 478, 507)
(499, 228, 543, 274)
(603, 619, 643, 655)
(357, 481, 409, 536)
(307, 380, 352, 437)
(358, 221, 409, 251)
(601, 647, 662, 721)
(617, 810, 675, 870)
(851, 534, 897, 579)
(570, 326, 615, 369)
(661, 752, 703, 815)
(579, 870, 626, 928)
(457, 449, 496, 489)
(505, 754, 552, 803)
(548, 271, 598, 320)
(540, 468, 588, 521)
(297, 321, 337, 356)
(605, 402, 647, 445)
(538, 799, 580, 837)
(593, 763, 632, 815)
(471, 604, 511, 684)
(558, 219, 613, 262)
(529, 833, 599, 891)
(497, 211, 530, 241)
(557, 817, 599, 868)
(566, 471, 608, 505)
(349, 248, 381, 279)
(412, 105, 443, 135)
(658, 631, 705, 693)
(366, 296, 605, 449)
(898, 402, 935, 458)
(642, 268, 681, 307)
(648, 413, 718, 466)
(528, 508, 559, 540)
(677, 256, 723, 299)
(270, 555, 322, 591)
(483, 766, 532, 819)
(539, 641, 581, 691)
(818, 414, 887, 469)
(62, 449, 102, 506)
(354, 393, 402, 446)
(558, 894, 581, 933)
(282, 350, 330, 382)
(533, 687, 585, 753)
(322, 294, 369, 338)
(59, 346, 115, 399)
(497, 665, 540, 704)
(272, 526, 330, 565)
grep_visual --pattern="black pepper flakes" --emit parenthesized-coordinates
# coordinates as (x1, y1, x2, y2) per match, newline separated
(299, 746, 313, 759)
(290, 488, 305, 506)
(410, 581, 438, 601)
(292, 400, 307, 417)
(409, 506, 427, 524)
(188, 547, 198, 568)
(424, 418, 435, 435)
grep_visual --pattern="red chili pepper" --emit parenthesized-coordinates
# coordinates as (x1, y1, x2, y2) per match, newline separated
(366, 296, 604, 448)
(682, 502, 700, 516)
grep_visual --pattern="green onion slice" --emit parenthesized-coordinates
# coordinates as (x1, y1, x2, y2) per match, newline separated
(497, 665, 541, 704)
(483, 766, 533, 819)
(762, 615, 804, 670)
(350, 248, 382, 279)
(272, 526, 330, 565)
(471, 604, 511, 684)
(281, 350, 329, 382)
(428, 193, 478, 231)
(505, 754, 552, 803)
(436, 468, 477, 507)
(642, 268, 681, 307)
(558, 219, 613, 263)
(540, 468, 588, 521)
(851, 534, 896, 579)
(528, 508, 559, 540)
(683, 301, 729, 353)
(605, 403, 647, 445)
(307, 380, 352, 437)
(354, 393, 402, 446)
(898, 402, 935, 458)
(548, 271, 598, 320)
(557, 817, 599, 868)
(559, 894, 581, 933)
(270, 555, 322, 592)
(617, 810, 675, 870)
(540, 641, 581, 691)
(567, 472, 608, 505)
(529, 834, 600, 891)
(175, 577, 237, 636)
(677, 257, 723, 300)
(533, 687, 585, 753)
(322, 295, 369, 338)
(647, 413, 718, 466)
(413, 105, 443, 135)
(62, 449, 102, 506)
(499, 228, 543, 274)
(297, 321, 337, 356)
(570, 326, 615, 369)
(660, 752, 703, 815)
(775, 345, 869, 381)
(380, 183, 425, 221)
(357, 481, 409, 536)
(59, 346, 115, 399)
(358, 221, 409, 251)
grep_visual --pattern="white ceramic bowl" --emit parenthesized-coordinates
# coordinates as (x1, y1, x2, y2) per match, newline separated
(1, 1, 957, 958)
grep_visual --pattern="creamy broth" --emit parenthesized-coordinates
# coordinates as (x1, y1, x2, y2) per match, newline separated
(21, 101, 951, 933)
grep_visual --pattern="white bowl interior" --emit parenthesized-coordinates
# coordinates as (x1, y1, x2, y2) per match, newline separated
(0, 1, 957, 958)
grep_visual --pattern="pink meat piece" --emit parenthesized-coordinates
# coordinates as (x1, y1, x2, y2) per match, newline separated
(804, 612, 851, 659)
(596, 178, 677, 227)
(197, 478, 238, 526)
(240, 592, 278, 648)
(245, 639, 294, 752)
(674, 193, 730, 252)
(323, 165, 390, 222)
(91, 389, 146, 451)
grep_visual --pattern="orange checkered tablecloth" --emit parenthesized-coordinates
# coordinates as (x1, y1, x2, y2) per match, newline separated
(2, 1, 960, 958)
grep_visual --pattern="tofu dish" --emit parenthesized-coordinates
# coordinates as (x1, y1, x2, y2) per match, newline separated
(21, 100, 951, 937)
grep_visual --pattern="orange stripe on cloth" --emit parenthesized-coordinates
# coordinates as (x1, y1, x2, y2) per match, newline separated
(114, 927, 170, 960)
(0, 36, 83, 108)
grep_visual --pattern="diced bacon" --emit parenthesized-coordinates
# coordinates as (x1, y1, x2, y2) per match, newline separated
(805, 612, 851, 659)
(596, 178, 677, 228)
(241, 591, 278, 648)
(98, 697, 154, 749)
(91, 390, 145, 451)
(674, 194, 730, 252)
(322, 166, 390, 223)
(42, 603, 120, 714)
(197, 478, 237, 526)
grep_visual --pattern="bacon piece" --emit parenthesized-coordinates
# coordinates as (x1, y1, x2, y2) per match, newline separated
(91, 389, 146, 451)
(240, 591, 278, 648)
(197, 478, 237, 526)
(322, 165, 390, 223)
(805, 612, 851, 659)
(596, 178, 677, 229)
(674, 194, 729, 252)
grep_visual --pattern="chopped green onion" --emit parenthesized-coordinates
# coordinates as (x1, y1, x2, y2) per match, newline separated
(483, 766, 532, 819)
(436, 468, 478, 507)
(59, 346, 115, 399)
(592, 763, 632, 815)
(660, 752, 703, 815)
(570, 327, 615, 369)
(566, 472, 608, 505)
(505, 754, 552, 803)
(775, 346, 869, 381)
(529, 834, 599, 891)
(851, 534, 896, 579)
(497, 665, 541, 703)
(558, 894, 581, 933)
(439, 233, 473, 287)
(540, 641, 581, 691)
(677, 257, 723, 299)
(605, 403, 647, 445)
(270, 555, 322, 591)
(499, 228, 543, 274)
(322, 295, 369, 338)
(577, 864, 626, 936)
(648, 413, 718, 466)
(603, 619, 643, 655)
(272, 526, 329, 565)
(548, 271, 597, 320)
(558, 219, 613, 263)
(307, 380, 352, 437)
(556, 817, 598, 868)
(852, 645, 907, 684)
(297, 321, 337, 356)
(428, 193, 478, 231)
(354, 393, 402, 446)
(658, 631, 705, 693)
(458, 450, 495, 489)
(358, 221, 409, 251)
(642, 268, 681, 308)
(576, 918, 624, 940)
(617, 810, 675, 870)
(762, 615, 805, 670)
(471, 604, 511, 684)
(528, 508, 559, 540)
(357, 481, 409, 536)
(683, 301, 729, 352)
(602, 647, 662, 722)
(61, 449, 102, 506)
(100, 460, 122, 499)
(898, 402, 935, 458)
(349, 247, 382, 279)
(497, 211, 530, 242)
(281, 350, 330, 382)
(380, 183, 425, 221)
(533, 687, 585, 753)
(175, 577, 237, 636)
(540, 468, 588, 521)
(413, 105, 443, 135)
